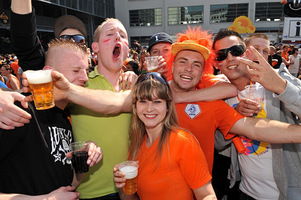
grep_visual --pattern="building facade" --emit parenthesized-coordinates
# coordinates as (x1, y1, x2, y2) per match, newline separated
(0, 0, 115, 53)
(115, 0, 285, 48)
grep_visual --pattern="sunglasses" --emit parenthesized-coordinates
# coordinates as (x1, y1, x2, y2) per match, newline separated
(59, 34, 86, 44)
(215, 44, 245, 61)
(137, 72, 168, 85)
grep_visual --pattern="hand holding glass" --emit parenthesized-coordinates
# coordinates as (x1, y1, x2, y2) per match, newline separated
(119, 161, 139, 195)
(145, 56, 159, 72)
(69, 141, 89, 174)
(25, 70, 55, 110)
(244, 84, 264, 106)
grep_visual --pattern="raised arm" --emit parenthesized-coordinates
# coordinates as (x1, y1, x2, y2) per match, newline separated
(238, 47, 301, 116)
(23, 70, 132, 114)
(10, 0, 45, 70)
(230, 117, 301, 143)
(172, 82, 237, 103)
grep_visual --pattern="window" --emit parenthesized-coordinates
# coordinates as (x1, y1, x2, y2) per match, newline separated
(129, 8, 162, 27)
(255, 2, 284, 22)
(168, 6, 203, 25)
(210, 4, 248, 23)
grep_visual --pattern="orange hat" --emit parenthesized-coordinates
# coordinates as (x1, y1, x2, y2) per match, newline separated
(171, 40, 210, 61)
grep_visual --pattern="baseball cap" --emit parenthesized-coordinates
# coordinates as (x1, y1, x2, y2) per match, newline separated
(147, 32, 173, 52)
(54, 15, 87, 39)
(171, 40, 210, 61)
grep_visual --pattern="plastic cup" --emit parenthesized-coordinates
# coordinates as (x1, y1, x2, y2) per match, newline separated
(69, 141, 89, 174)
(119, 161, 139, 195)
(242, 84, 264, 105)
(25, 70, 55, 110)
(145, 56, 159, 72)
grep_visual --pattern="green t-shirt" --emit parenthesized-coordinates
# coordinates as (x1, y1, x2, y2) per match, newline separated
(71, 66, 131, 198)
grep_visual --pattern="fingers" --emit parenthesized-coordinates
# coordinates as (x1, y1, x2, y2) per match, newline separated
(0, 106, 31, 128)
(113, 167, 126, 188)
(120, 71, 138, 90)
(87, 142, 102, 166)
(235, 99, 261, 117)
(66, 151, 72, 158)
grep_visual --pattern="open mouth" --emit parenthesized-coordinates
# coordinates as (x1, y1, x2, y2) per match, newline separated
(180, 74, 193, 81)
(113, 44, 121, 59)
(227, 65, 238, 70)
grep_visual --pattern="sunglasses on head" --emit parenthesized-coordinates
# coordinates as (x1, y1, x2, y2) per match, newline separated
(137, 72, 167, 85)
(59, 34, 86, 44)
(215, 44, 245, 61)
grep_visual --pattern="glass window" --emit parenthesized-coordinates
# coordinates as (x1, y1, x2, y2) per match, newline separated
(129, 9, 162, 27)
(255, 2, 284, 22)
(168, 6, 203, 25)
(210, 4, 248, 23)
(60, 0, 78, 9)
(79, 0, 93, 13)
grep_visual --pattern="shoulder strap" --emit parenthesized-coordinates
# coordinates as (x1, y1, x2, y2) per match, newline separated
(28, 103, 49, 149)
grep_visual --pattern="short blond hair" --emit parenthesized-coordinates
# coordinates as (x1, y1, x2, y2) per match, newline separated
(47, 38, 89, 56)
(93, 18, 124, 42)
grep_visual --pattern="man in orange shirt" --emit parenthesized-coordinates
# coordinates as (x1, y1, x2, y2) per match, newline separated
(169, 27, 301, 174)
(281, 44, 290, 66)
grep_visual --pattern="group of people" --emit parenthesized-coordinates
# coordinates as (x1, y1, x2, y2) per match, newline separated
(1, 1, 301, 200)
(278, 43, 301, 78)
(0, 54, 21, 90)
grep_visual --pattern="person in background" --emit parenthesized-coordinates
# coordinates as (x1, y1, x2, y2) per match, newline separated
(269, 45, 282, 69)
(113, 72, 217, 200)
(138, 50, 149, 74)
(0, 63, 20, 90)
(147, 32, 173, 80)
(281, 44, 290, 66)
(126, 60, 140, 75)
(288, 47, 301, 77)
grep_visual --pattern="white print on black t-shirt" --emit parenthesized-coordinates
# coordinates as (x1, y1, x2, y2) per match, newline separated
(48, 126, 73, 165)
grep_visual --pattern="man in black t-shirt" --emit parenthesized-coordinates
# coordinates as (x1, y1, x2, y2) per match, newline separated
(0, 40, 102, 200)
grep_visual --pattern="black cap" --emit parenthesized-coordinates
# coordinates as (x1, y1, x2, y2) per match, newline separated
(147, 32, 173, 52)
(54, 15, 87, 39)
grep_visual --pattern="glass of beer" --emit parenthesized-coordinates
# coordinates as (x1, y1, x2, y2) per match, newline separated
(145, 56, 159, 72)
(119, 161, 139, 195)
(25, 70, 55, 110)
(69, 141, 89, 174)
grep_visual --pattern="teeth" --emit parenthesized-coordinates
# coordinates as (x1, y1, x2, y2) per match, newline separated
(145, 114, 156, 118)
(180, 75, 192, 80)
(228, 65, 237, 69)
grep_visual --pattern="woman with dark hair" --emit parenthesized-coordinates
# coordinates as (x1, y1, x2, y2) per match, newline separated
(113, 72, 216, 200)
(0, 63, 20, 90)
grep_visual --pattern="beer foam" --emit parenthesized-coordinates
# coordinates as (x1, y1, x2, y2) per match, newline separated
(26, 70, 52, 84)
(120, 166, 138, 179)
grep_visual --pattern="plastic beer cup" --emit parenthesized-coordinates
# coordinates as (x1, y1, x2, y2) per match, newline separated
(119, 161, 139, 195)
(145, 56, 159, 72)
(69, 141, 89, 174)
(25, 70, 55, 110)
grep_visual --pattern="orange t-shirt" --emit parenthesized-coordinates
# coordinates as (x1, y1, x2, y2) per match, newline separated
(281, 51, 289, 62)
(136, 129, 211, 200)
(176, 100, 243, 172)
(10, 60, 20, 78)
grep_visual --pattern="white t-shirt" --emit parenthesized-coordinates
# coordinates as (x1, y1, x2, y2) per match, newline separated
(288, 54, 300, 74)
(224, 81, 279, 200)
